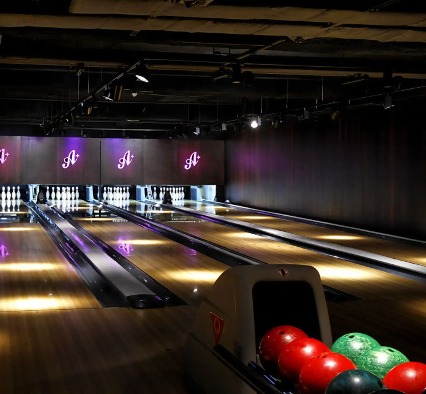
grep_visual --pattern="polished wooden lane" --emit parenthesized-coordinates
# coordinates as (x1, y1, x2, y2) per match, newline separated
(138, 205, 426, 363)
(185, 201, 426, 267)
(2, 200, 424, 393)
(84, 201, 426, 363)
(0, 222, 100, 310)
(75, 215, 229, 305)
(0, 306, 194, 394)
(0, 207, 194, 393)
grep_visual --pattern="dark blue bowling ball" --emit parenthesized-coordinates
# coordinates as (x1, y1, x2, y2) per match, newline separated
(325, 369, 384, 393)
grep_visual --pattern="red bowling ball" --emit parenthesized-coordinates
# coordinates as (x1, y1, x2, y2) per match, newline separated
(383, 361, 426, 394)
(277, 337, 330, 383)
(259, 325, 308, 371)
(298, 352, 357, 394)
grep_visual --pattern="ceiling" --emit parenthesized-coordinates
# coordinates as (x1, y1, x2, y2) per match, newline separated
(1, 0, 426, 138)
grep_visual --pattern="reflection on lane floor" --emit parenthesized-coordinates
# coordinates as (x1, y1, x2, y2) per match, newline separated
(62, 200, 228, 306)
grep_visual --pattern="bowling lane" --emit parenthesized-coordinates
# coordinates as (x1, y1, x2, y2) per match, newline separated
(0, 205, 101, 311)
(123, 201, 426, 362)
(66, 201, 229, 306)
(0, 202, 197, 393)
(183, 201, 426, 267)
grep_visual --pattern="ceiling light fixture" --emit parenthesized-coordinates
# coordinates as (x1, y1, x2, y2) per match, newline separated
(136, 74, 149, 83)
(134, 65, 150, 83)
(43, 59, 147, 132)
(103, 87, 113, 101)
(383, 94, 394, 110)
(232, 63, 242, 84)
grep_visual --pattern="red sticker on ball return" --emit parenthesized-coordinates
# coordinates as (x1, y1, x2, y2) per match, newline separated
(210, 312, 224, 344)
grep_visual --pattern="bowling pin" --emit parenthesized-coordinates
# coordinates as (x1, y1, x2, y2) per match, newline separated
(1, 186, 5, 200)
(76, 187, 79, 200)
(57, 187, 61, 200)
(17, 187, 21, 201)
(35, 185, 39, 202)
(46, 186, 50, 200)
(6, 186, 11, 200)
(51, 187, 55, 200)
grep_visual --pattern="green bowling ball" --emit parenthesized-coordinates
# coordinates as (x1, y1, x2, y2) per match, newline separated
(355, 346, 409, 380)
(331, 332, 380, 364)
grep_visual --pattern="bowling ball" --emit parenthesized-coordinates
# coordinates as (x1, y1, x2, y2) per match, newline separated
(277, 337, 329, 383)
(356, 346, 409, 379)
(298, 352, 356, 394)
(259, 325, 308, 371)
(383, 361, 426, 394)
(325, 369, 385, 393)
(331, 332, 380, 363)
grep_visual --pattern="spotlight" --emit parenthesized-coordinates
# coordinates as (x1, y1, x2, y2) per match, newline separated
(250, 118, 258, 129)
(136, 74, 149, 83)
(103, 84, 122, 101)
(134, 65, 150, 83)
(232, 64, 242, 84)
(194, 126, 201, 135)
(103, 87, 113, 101)
(303, 108, 309, 120)
(383, 94, 393, 110)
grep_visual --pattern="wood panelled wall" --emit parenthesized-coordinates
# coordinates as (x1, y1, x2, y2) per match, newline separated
(0, 138, 224, 186)
(225, 100, 426, 240)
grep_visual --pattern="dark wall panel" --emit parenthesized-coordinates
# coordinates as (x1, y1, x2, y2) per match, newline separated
(57, 137, 101, 184)
(3, 137, 224, 187)
(143, 140, 224, 185)
(225, 102, 426, 240)
(175, 140, 224, 185)
(21, 137, 57, 184)
(0, 136, 21, 184)
(100, 139, 144, 185)
(142, 140, 176, 184)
